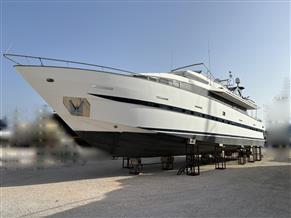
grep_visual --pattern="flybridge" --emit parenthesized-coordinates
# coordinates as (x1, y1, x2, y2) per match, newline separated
(168, 62, 258, 110)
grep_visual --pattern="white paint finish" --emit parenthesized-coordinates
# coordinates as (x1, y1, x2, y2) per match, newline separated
(15, 66, 264, 141)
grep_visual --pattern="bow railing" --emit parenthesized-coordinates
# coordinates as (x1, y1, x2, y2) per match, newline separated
(3, 53, 136, 75)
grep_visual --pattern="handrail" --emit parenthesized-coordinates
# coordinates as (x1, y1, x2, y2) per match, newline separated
(3, 53, 136, 75)
(171, 62, 215, 82)
(171, 63, 205, 72)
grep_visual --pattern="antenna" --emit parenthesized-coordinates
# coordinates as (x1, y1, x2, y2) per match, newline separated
(170, 50, 173, 71)
(4, 42, 13, 54)
(207, 40, 211, 74)
(227, 71, 233, 87)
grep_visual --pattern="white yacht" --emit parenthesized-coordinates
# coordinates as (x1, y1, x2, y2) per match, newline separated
(5, 54, 265, 157)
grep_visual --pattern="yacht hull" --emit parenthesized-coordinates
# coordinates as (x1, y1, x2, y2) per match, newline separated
(75, 131, 259, 157)
(15, 65, 265, 157)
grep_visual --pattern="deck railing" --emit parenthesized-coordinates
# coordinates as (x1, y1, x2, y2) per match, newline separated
(3, 53, 136, 75)
(171, 62, 216, 82)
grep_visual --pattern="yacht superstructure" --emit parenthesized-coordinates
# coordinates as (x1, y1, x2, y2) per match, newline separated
(4, 54, 265, 157)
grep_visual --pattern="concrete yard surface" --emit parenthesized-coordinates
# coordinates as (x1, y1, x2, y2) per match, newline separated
(1, 149, 291, 218)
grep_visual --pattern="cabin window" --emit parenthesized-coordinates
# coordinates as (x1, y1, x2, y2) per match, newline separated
(222, 111, 226, 116)
(149, 77, 158, 82)
(159, 78, 170, 85)
(172, 80, 180, 88)
(180, 82, 192, 91)
(208, 92, 247, 112)
(133, 75, 148, 80)
(168, 80, 173, 86)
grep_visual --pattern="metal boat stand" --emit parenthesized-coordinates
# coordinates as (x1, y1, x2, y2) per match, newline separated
(237, 147, 247, 165)
(122, 157, 130, 168)
(214, 144, 226, 169)
(124, 156, 175, 174)
(161, 156, 174, 170)
(177, 138, 200, 176)
(254, 146, 262, 161)
(246, 146, 255, 163)
(128, 158, 142, 175)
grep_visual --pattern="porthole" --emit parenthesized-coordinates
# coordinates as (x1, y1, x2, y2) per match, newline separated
(46, 78, 54, 83)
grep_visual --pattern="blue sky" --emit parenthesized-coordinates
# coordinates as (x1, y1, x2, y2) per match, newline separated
(1, 1, 290, 121)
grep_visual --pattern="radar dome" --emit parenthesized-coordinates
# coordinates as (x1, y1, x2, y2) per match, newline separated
(235, 77, 240, 85)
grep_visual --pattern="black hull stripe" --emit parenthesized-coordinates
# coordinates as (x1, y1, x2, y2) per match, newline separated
(89, 93, 264, 133)
(139, 127, 264, 141)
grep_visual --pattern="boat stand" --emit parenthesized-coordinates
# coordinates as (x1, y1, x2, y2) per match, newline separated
(238, 147, 247, 165)
(122, 157, 131, 168)
(258, 146, 262, 161)
(128, 158, 142, 175)
(214, 145, 226, 169)
(161, 156, 174, 170)
(254, 146, 262, 161)
(125, 156, 175, 174)
(177, 139, 200, 176)
(246, 146, 255, 163)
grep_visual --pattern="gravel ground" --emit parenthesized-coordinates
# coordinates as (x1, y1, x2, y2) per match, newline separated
(1, 149, 291, 218)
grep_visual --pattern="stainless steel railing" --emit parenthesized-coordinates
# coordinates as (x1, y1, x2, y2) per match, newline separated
(171, 62, 215, 82)
(3, 53, 136, 75)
